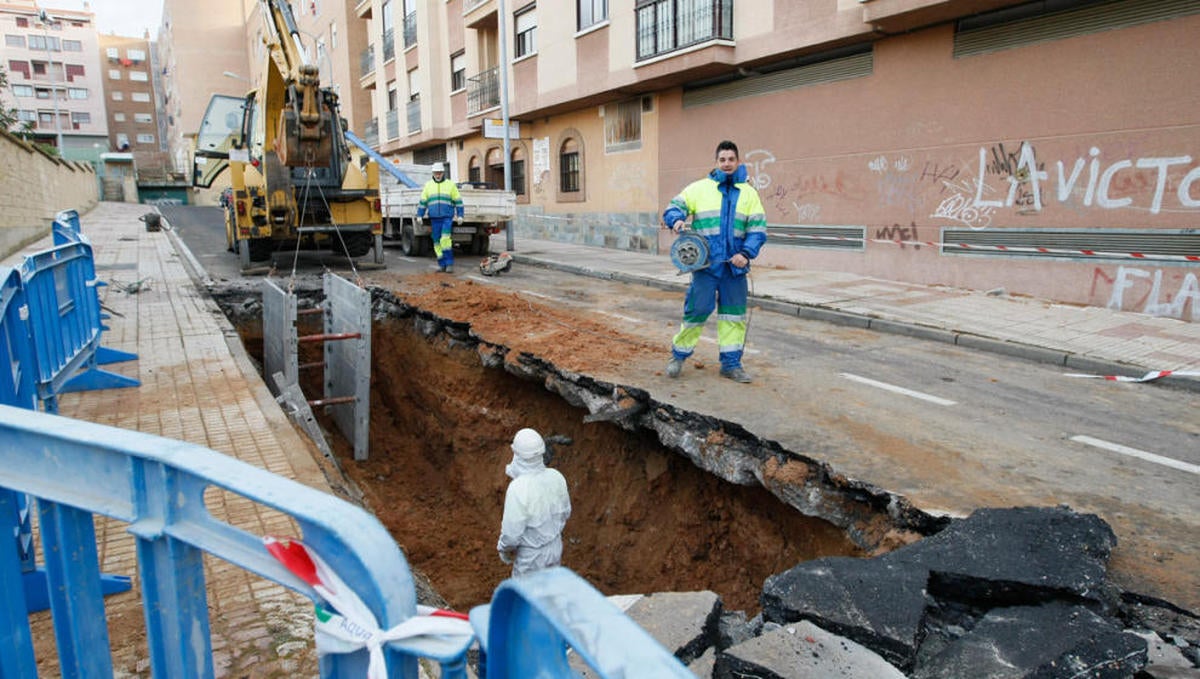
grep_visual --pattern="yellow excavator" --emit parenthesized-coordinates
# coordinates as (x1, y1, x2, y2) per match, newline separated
(193, 0, 383, 271)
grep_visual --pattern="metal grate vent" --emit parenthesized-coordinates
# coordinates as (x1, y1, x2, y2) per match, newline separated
(941, 228, 1200, 263)
(769, 225, 867, 251)
(954, 0, 1200, 58)
(683, 51, 874, 109)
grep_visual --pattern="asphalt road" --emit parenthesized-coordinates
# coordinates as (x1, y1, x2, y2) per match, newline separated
(161, 205, 1200, 611)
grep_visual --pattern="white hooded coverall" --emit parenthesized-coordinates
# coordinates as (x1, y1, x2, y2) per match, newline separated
(498, 429, 571, 577)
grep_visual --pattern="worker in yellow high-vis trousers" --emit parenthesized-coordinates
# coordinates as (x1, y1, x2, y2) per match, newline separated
(417, 162, 465, 273)
(663, 140, 768, 383)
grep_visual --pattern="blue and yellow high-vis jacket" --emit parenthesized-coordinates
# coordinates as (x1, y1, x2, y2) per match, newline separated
(662, 164, 767, 276)
(417, 178, 465, 220)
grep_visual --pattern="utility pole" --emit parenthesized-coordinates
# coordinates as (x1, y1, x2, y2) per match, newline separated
(497, 0, 514, 251)
(36, 9, 64, 152)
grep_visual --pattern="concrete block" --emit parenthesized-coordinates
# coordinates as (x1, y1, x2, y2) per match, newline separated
(624, 591, 722, 663)
(716, 621, 906, 679)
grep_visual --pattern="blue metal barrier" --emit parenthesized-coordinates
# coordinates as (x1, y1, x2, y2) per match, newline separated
(52, 209, 82, 245)
(0, 404, 474, 678)
(19, 237, 138, 413)
(469, 568, 694, 678)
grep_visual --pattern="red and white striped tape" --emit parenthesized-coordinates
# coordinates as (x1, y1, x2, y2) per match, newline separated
(265, 536, 473, 679)
(1064, 370, 1200, 383)
(772, 232, 1200, 262)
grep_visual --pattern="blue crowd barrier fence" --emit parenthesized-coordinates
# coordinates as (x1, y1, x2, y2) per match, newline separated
(0, 404, 475, 678)
(52, 209, 82, 245)
(19, 232, 138, 413)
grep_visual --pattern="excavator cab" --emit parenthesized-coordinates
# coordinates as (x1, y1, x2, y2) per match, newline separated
(192, 94, 247, 189)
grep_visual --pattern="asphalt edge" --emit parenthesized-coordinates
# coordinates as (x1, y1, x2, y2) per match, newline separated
(509, 253, 1200, 395)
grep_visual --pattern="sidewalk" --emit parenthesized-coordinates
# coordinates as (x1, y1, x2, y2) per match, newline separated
(5, 202, 328, 676)
(494, 236, 1200, 391)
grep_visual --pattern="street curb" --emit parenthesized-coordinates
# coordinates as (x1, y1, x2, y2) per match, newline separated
(510, 253, 1200, 395)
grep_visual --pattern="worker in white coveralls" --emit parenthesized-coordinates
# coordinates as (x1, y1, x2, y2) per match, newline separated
(497, 428, 572, 577)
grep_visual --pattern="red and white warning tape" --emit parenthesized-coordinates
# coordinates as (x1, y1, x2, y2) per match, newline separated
(265, 536, 473, 679)
(1064, 370, 1200, 383)
(772, 233, 1200, 262)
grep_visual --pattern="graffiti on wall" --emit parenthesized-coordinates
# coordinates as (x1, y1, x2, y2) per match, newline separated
(969, 142, 1200, 215)
(744, 149, 776, 190)
(1094, 265, 1200, 321)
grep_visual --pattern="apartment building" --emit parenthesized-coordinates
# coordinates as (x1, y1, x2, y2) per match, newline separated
(157, 0, 250, 180)
(97, 34, 168, 175)
(355, 0, 1200, 315)
(0, 1, 107, 162)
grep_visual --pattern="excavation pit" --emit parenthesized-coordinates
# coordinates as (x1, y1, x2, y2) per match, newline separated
(217, 278, 939, 615)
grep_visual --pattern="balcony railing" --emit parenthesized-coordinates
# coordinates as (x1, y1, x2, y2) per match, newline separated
(363, 118, 379, 148)
(635, 0, 733, 61)
(382, 29, 395, 62)
(466, 66, 499, 115)
(403, 12, 417, 48)
(406, 99, 421, 134)
(385, 108, 399, 140)
(360, 44, 375, 78)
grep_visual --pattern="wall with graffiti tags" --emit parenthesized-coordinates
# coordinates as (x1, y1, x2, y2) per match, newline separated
(657, 18, 1200, 320)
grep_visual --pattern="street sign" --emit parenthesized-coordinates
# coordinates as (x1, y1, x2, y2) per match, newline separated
(484, 119, 520, 140)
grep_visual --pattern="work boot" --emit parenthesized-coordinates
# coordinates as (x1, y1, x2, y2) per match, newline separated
(445, 264, 454, 273)
(720, 366, 752, 383)
(666, 358, 683, 378)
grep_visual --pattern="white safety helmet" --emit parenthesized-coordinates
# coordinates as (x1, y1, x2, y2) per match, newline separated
(431, 162, 445, 173)
(511, 428, 545, 460)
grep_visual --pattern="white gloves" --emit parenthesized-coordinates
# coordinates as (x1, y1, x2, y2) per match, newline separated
(498, 548, 514, 564)
(454, 215, 463, 225)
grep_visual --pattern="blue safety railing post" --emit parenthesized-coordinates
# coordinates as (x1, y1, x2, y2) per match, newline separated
(52, 208, 82, 245)
(0, 489, 38, 677)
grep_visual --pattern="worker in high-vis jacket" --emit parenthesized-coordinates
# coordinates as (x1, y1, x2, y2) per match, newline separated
(663, 140, 768, 383)
(497, 428, 572, 577)
(417, 162, 465, 273)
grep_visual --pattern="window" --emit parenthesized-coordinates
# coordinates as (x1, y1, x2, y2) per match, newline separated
(28, 35, 59, 51)
(109, 69, 121, 80)
(32, 62, 46, 76)
(604, 99, 641, 152)
(116, 133, 130, 150)
(113, 112, 126, 121)
(16, 17, 28, 28)
(35, 87, 50, 99)
(127, 49, 146, 62)
(450, 51, 465, 91)
(330, 21, 338, 50)
(17, 110, 36, 122)
(132, 92, 150, 102)
(106, 47, 119, 60)
(8, 60, 29, 79)
(62, 39, 82, 52)
(636, 0, 733, 61)
(130, 71, 148, 82)
(515, 7, 536, 58)
(67, 87, 87, 99)
(316, 39, 327, 68)
(71, 111, 90, 125)
(578, 0, 608, 31)
(5, 34, 25, 48)
(111, 91, 124, 101)
(11, 84, 34, 97)
(511, 147, 526, 196)
(137, 133, 155, 144)
(560, 138, 580, 193)
(468, 156, 481, 184)
(65, 64, 85, 81)
(134, 113, 153, 123)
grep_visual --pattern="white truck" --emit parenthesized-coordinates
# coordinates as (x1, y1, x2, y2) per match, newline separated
(378, 162, 516, 257)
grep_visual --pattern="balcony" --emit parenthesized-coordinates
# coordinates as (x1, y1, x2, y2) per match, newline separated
(464, 0, 498, 29)
(385, 108, 399, 140)
(466, 66, 499, 115)
(406, 99, 421, 134)
(354, 0, 371, 18)
(635, 0, 733, 61)
(382, 29, 395, 62)
(360, 44, 375, 79)
(363, 118, 379, 148)
(403, 12, 417, 49)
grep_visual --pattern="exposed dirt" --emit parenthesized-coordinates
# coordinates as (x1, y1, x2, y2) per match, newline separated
(263, 274, 867, 615)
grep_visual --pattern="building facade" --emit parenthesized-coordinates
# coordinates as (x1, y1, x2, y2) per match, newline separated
(97, 34, 167, 174)
(349, 0, 1199, 319)
(0, 0, 107, 163)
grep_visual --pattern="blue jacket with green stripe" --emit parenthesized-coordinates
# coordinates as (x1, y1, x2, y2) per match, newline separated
(417, 178, 465, 220)
(663, 164, 767, 276)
